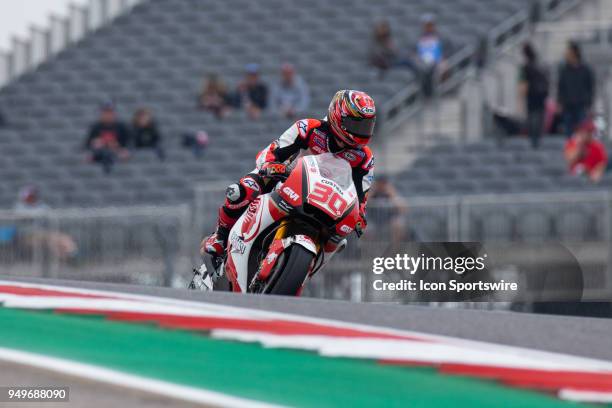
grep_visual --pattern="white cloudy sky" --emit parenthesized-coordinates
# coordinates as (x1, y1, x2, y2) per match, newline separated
(0, 0, 87, 52)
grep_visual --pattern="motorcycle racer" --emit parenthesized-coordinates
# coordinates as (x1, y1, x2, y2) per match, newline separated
(201, 89, 376, 258)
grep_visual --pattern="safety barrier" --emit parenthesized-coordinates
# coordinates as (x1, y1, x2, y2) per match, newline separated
(0, 204, 191, 286)
(194, 183, 611, 300)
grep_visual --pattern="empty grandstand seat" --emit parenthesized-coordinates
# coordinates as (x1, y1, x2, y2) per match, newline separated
(477, 179, 513, 193)
(429, 168, 459, 181)
(477, 211, 514, 241)
(503, 138, 530, 152)
(516, 210, 552, 241)
(497, 165, 537, 179)
(0, 0, 549, 208)
(514, 177, 555, 192)
(403, 181, 445, 196)
(555, 210, 594, 242)
(444, 180, 478, 194)
(411, 215, 448, 241)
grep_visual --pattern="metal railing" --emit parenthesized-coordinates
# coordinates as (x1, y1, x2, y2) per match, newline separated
(379, 0, 581, 145)
(459, 2, 612, 143)
(0, 0, 144, 89)
(0, 182, 607, 301)
(0, 204, 191, 286)
(487, 20, 612, 142)
(194, 182, 612, 300)
(334, 190, 612, 301)
(193, 184, 612, 242)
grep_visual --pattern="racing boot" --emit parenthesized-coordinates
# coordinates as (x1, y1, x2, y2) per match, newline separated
(202, 224, 230, 257)
(203, 176, 262, 257)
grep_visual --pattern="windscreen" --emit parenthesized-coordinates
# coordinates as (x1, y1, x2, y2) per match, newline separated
(312, 153, 354, 190)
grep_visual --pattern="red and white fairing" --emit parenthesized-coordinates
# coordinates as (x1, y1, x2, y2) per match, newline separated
(223, 153, 359, 293)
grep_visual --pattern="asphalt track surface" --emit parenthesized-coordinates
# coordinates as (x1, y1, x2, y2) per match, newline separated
(3, 276, 612, 360)
(0, 361, 204, 408)
(1, 276, 611, 407)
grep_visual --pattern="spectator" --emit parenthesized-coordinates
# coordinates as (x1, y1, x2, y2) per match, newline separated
(564, 119, 607, 183)
(84, 102, 130, 173)
(198, 73, 231, 119)
(237, 63, 268, 120)
(557, 41, 595, 137)
(368, 19, 398, 76)
(14, 186, 78, 261)
(368, 175, 410, 243)
(518, 43, 549, 149)
(270, 63, 310, 119)
(14, 186, 50, 214)
(131, 108, 165, 160)
(182, 130, 209, 158)
(412, 14, 448, 98)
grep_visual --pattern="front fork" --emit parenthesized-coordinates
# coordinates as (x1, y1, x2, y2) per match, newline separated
(249, 220, 319, 291)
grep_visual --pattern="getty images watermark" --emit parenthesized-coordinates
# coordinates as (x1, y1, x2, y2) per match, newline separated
(358, 242, 588, 302)
(371, 252, 518, 294)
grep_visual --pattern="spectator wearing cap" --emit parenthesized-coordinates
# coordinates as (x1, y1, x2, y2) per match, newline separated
(237, 63, 268, 120)
(564, 119, 607, 183)
(411, 14, 449, 98)
(270, 63, 310, 119)
(557, 41, 595, 137)
(84, 102, 130, 173)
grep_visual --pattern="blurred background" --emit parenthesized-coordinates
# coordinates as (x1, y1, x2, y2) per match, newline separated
(0, 0, 610, 314)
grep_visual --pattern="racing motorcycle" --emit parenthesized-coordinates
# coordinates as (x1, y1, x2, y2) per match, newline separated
(190, 153, 361, 296)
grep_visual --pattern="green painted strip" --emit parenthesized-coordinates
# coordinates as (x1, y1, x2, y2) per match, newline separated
(0, 308, 594, 408)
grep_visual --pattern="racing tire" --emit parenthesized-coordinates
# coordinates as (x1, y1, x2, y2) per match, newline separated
(263, 245, 315, 296)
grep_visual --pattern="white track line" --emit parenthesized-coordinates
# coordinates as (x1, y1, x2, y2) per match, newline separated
(559, 389, 612, 403)
(2, 279, 612, 372)
(0, 347, 282, 408)
(3, 278, 612, 406)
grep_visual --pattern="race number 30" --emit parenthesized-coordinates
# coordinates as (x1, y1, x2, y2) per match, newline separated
(308, 182, 347, 216)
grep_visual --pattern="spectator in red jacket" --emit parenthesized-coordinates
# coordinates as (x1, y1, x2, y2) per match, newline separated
(564, 119, 607, 183)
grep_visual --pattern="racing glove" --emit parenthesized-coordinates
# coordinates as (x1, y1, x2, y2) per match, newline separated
(355, 202, 367, 238)
(259, 162, 289, 180)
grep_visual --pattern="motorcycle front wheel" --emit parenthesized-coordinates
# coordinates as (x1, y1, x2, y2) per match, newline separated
(259, 245, 315, 296)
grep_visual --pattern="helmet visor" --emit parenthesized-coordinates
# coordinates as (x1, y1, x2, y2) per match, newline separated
(341, 116, 375, 139)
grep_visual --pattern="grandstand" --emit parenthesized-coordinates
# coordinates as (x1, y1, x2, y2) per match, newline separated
(1, 0, 611, 303)
(0, 0, 564, 209)
(394, 137, 612, 196)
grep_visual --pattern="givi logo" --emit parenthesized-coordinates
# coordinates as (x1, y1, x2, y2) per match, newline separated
(282, 187, 299, 202)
